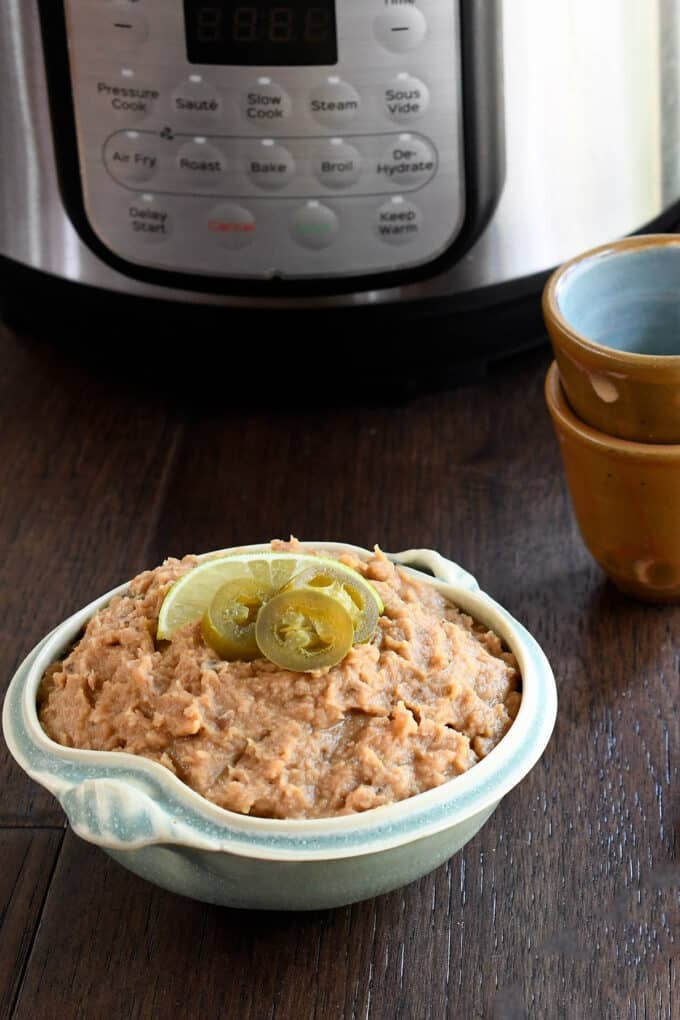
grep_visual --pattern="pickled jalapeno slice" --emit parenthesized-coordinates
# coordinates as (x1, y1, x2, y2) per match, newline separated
(255, 588, 354, 672)
(282, 564, 382, 644)
(201, 577, 274, 661)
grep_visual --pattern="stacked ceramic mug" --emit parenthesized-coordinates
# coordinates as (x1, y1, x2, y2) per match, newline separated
(542, 235, 680, 603)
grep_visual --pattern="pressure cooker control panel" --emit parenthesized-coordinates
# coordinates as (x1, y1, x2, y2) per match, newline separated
(64, 0, 465, 280)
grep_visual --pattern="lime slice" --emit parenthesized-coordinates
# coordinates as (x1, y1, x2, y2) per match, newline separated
(156, 551, 383, 643)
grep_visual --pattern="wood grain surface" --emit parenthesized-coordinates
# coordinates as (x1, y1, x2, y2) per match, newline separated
(0, 317, 677, 1020)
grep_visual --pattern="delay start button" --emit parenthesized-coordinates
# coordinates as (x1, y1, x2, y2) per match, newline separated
(124, 194, 172, 242)
(207, 202, 257, 249)
(242, 80, 292, 127)
(376, 134, 436, 187)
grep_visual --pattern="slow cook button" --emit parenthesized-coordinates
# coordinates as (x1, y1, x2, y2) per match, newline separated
(176, 139, 227, 188)
(172, 76, 223, 122)
(246, 141, 295, 190)
(312, 140, 362, 189)
(383, 74, 430, 123)
(375, 196, 423, 245)
(207, 203, 257, 249)
(376, 134, 436, 187)
(242, 80, 292, 126)
(309, 78, 361, 128)
(106, 131, 159, 182)
(124, 194, 172, 242)
(290, 202, 339, 250)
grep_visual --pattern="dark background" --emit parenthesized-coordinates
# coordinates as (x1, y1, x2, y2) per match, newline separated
(0, 288, 677, 1019)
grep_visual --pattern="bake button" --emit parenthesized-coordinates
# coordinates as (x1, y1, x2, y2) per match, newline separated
(242, 80, 292, 127)
(375, 197, 423, 245)
(376, 134, 436, 187)
(309, 78, 361, 128)
(383, 75, 430, 123)
(374, 9, 427, 54)
(172, 76, 223, 122)
(312, 140, 362, 189)
(106, 130, 159, 182)
(125, 194, 172, 243)
(290, 202, 339, 250)
(176, 139, 227, 188)
(246, 141, 295, 190)
(207, 203, 257, 249)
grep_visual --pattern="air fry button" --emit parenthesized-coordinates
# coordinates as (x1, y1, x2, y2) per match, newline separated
(208, 203, 257, 250)
(125, 194, 172, 242)
(106, 131, 159, 183)
(376, 134, 436, 188)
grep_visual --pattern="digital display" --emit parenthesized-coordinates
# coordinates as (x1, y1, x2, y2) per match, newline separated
(184, 2, 338, 66)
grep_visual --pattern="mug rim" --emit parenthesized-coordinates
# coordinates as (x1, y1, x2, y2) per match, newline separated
(543, 234, 680, 370)
(545, 362, 680, 459)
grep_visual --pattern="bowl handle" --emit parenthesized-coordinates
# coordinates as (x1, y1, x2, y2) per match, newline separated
(59, 776, 216, 851)
(390, 549, 480, 592)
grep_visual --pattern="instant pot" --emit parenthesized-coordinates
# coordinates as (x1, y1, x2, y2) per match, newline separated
(1, 0, 679, 368)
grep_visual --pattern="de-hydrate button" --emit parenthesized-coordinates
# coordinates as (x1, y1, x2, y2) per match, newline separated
(243, 79, 292, 127)
(375, 196, 423, 245)
(207, 203, 257, 249)
(290, 202, 339, 250)
(106, 131, 159, 182)
(376, 134, 436, 187)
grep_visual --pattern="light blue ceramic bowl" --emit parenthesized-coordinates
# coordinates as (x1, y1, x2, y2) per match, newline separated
(3, 544, 557, 911)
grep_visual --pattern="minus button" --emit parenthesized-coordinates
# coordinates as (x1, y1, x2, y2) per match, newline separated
(375, 9, 426, 53)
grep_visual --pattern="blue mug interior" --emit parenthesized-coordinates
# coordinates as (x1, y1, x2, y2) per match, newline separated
(556, 245, 680, 356)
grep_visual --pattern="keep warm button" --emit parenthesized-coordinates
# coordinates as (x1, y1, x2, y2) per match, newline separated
(376, 134, 436, 188)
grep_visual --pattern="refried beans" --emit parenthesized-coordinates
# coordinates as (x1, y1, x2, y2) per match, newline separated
(38, 542, 522, 819)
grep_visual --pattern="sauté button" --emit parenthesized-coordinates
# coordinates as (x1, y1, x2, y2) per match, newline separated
(207, 203, 257, 249)
(290, 202, 339, 250)
(172, 76, 224, 123)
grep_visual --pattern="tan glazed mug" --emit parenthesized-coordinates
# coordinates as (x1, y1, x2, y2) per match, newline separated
(545, 362, 680, 602)
(543, 235, 680, 443)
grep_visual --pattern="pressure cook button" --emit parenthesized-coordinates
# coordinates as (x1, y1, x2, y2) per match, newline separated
(207, 203, 257, 249)
(376, 134, 436, 187)
(243, 80, 292, 126)
(172, 76, 223, 122)
(246, 141, 295, 190)
(374, 8, 427, 53)
(98, 72, 159, 122)
(309, 79, 361, 128)
(375, 197, 423, 245)
(290, 202, 339, 250)
(124, 194, 172, 242)
(312, 140, 362, 189)
(106, 131, 159, 182)
(176, 139, 227, 188)
(383, 74, 430, 123)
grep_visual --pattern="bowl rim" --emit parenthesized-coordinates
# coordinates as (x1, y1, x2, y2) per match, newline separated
(545, 362, 680, 459)
(3, 543, 557, 861)
(542, 233, 680, 375)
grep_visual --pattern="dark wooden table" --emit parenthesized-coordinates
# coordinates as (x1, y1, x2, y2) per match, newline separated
(0, 309, 677, 1020)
